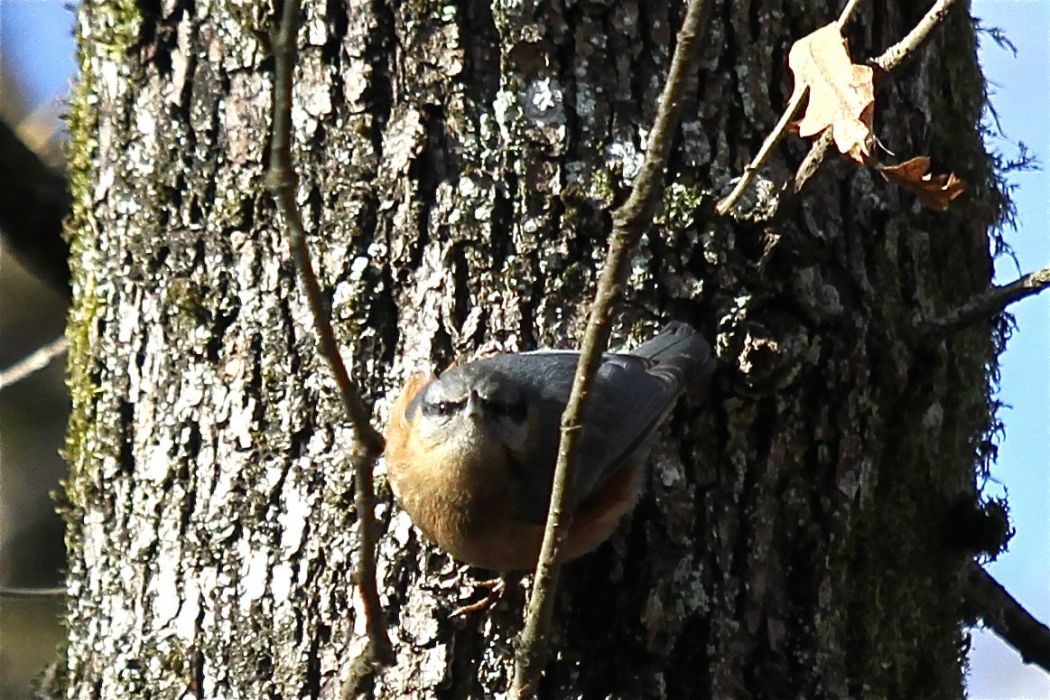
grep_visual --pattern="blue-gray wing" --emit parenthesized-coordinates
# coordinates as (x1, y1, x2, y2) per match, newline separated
(471, 346, 694, 524)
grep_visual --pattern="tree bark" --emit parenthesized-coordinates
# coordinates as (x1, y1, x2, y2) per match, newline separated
(60, 0, 1003, 697)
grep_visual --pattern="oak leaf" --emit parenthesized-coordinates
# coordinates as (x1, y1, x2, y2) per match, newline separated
(879, 156, 965, 211)
(788, 23, 875, 163)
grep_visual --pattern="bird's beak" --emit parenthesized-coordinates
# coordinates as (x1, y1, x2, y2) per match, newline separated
(466, 391, 484, 420)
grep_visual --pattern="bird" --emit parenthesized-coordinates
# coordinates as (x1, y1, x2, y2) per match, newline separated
(383, 321, 713, 572)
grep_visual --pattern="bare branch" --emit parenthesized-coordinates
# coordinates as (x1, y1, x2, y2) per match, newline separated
(872, 0, 961, 73)
(0, 586, 65, 598)
(0, 335, 68, 391)
(835, 0, 865, 29)
(0, 119, 71, 295)
(715, 0, 866, 215)
(790, 130, 835, 196)
(715, 90, 807, 216)
(791, 0, 962, 195)
(919, 265, 1050, 340)
(265, 0, 391, 662)
(967, 562, 1050, 672)
(509, 1, 714, 696)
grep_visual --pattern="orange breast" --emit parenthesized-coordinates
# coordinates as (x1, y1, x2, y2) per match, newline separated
(384, 372, 643, 570)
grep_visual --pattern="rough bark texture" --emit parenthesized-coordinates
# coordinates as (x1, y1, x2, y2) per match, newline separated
(61, 0, 1003, 698)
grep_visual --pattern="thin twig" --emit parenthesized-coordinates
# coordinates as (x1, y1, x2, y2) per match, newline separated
(967, 562, 1050, 672)
(835, 0, 865, 30)
(0, 586, 66, 598)
(508, 1, 713, 697)
(790, 130, 834, 195)
(265, 0, 391, 661)
(715, 0, 866, 215)
(918, 264, 1050, 340)
(791, 0, 962, 195)
(714, 90, 807, 216)
(872, 0, 960, 73)
(0, 335, 69, 391)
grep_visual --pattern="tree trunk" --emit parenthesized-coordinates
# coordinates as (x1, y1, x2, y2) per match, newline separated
(60, 0, 1002, 697)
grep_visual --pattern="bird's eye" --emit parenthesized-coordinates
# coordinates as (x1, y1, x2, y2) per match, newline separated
(424, 399, 463, 418)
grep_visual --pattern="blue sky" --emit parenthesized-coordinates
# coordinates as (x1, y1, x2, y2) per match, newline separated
(0, 1, 1047, 696)
(0, 1, 76, 107)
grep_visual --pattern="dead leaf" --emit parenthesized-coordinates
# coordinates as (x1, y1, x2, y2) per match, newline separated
(788, 23, 875, 163)
(879, 156, 966, 211)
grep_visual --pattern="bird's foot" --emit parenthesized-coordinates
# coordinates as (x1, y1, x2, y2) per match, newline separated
(451, 574, 521, 617)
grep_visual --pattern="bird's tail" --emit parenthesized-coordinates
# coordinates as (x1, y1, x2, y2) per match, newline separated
(631, 321, 715, 383)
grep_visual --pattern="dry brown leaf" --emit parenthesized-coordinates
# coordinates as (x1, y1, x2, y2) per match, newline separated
(788, 23, 875, 163)
(879, 156, 966, 212)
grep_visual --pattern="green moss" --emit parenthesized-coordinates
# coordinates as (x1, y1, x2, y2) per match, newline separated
(587, 167, 616, 208)
(166, 277, 210, 327)
(160, 647, 188, 678)
(558, 182, 588, 229)
(63, 133, 95, 462)
(97, 0, 143, 56)
(660, 182, 709, 229)
(61, 7, 106, 557)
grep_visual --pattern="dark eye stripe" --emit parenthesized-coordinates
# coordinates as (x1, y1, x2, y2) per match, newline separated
(423, 399, 465, 417)
(483, 398, 527, 422)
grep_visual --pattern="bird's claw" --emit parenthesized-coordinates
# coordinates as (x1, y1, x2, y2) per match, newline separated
(451, 576, 513, 617)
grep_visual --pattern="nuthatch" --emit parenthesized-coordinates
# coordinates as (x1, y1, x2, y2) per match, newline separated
(385, 322, 713, 571)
